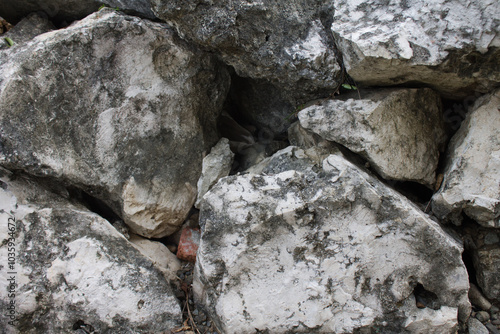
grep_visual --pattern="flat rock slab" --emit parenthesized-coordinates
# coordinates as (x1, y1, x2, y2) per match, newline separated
(0, 173, 181, 333)
(0, 10, 229, 238)
(332, 0, 500, 98)
(194, 149, 470, 333)
(151, 0, 342, 98)
(298, 88, 446, 187)
(432, 89, 500, 227)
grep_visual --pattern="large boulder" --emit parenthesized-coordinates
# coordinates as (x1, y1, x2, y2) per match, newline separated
(0, 170, 182, 333)
(194, 148, 470, 333)
(0, 0, 155, 24)
(432, 89, 500, 227)
(151, 0, 342, 99)
(0, 10, 230, 238)
(298, 88, 447, 187)
(332, 0, 500, 98)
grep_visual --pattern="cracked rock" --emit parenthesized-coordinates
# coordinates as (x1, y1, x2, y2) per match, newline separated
(194, 149, 470, 333)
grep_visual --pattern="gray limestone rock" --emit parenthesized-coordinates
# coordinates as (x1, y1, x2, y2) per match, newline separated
(0, 13, 54, 50)
(298, 88, 447, 187)
(432, 89, 500, 228)
(194, 150, 470, 334)
(0, 10, 230, 238)
(151, 0, 342, 99)
(0, 0, 155, 24)
(332, 0, 500, 98)
(195, 138, 235, 209)
(468, 227, 500, 301)
(0, 172, 182, 333)
(468, 317, 489, 334)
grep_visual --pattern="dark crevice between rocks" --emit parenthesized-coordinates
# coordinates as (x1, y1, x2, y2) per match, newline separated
(66, 186, 121, 224)
(218, 72, 290, 174)
(72, 319, 95, 333)
(332, 143, 434, 208)
(413, 283, 441, 310)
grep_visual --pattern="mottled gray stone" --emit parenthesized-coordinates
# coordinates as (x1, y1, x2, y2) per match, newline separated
(194, 149, 470, 334)
(0, 172, 181, 333)
(151, 0, 342, 99)
(332, 0, 500, 98)
(432, 89, 500, 227)
(195, 138, 235, 209)
(0, 10, 230, 238)
(470, 228, 500, 301)
(0, 0, 155, 24)
(0, 13, 54, 50)
(298, 88, 446, 187)
(468, 318, 489, 334)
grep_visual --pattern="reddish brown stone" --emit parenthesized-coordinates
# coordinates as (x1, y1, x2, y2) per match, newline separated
(176, 227, 201, 262)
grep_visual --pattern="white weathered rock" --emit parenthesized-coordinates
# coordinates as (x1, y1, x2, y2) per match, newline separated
(0, 172, 181, 333)
(432, 89, 500, 227)
(195, 138, 234, 209)
(0, 10, 230, 238)
(298, 88, 446, 187)
(129, 234, 181, 283)
(332, 0, 500, 98)
(194, 149, 470, 334)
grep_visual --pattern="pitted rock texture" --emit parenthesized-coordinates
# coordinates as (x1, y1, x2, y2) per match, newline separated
(0, 10, 230, 238)
(151, 0, 342, 99)
(332, 0, 500, 98)
(0, 172, 181, 333)
(194, 150, 470, 334)
(432, 89, 500, 228)
(298, 88, 446, 187)
(0, 0, 156, 24)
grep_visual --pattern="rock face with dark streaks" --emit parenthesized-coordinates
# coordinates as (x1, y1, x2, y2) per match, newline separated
(0, 171, 182, 333)
(0, 9, 230, 238)
(194, 149, 470, 333)
(151, 0, 343, 99)
(432, 89, 500, 228)
(332, 0, 500, 98)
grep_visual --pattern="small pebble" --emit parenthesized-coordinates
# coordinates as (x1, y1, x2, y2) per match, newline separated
(491, 305, 500, 313)
(476, 311, 491, 322)
(492, 319, 500, 326)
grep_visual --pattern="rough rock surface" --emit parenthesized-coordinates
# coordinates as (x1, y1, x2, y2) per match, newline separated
(468, 317, 490, 334)
(129, 234, 181, 283)
(0, 13, 54, 50)
(194, 150, 470, 333)
(151, 0, 342, 98)
(0, 10, 230, 238)
(469, 227, 500, 301)
(432, 89, 500, 227)
(332, 0, 500, 98)
(0, 171, 181, 333)
(298, 88, 446, 186)
(195, 138, 234, 209)
(0, 0, 155, 24)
